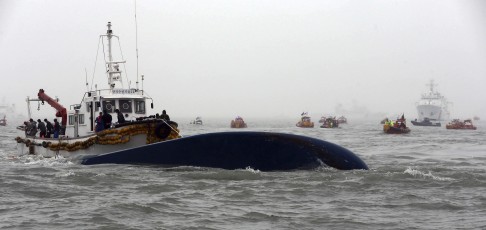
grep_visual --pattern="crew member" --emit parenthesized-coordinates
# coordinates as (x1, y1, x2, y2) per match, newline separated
(115, 109, 126, 124)
(95, 112, 104, 132)
(37, 119, 46, 138)
(102, 110, 112, 129)
(53, 119, 60, 138)
(44, 119, 53, 138)
(160, 110, 170, 121)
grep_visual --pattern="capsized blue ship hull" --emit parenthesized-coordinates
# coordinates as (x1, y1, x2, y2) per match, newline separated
(81, 132, 368, 171)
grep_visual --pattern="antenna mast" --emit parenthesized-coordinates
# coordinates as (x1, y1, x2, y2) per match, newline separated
(85, 68, 89, 91)
(427, 79, 436, 93)
(107, 22, 113, 70)
(104, 22, 125, 89)
(134, 0, 140, 90)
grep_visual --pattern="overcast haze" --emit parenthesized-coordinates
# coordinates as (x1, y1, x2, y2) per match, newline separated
(1, 0, 486, 121)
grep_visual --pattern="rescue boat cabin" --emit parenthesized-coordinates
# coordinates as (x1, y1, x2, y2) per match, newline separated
(64, 88, 152, 137)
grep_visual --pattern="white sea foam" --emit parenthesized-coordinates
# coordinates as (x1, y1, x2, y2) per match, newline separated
(404, 167, 454, 181)
(16, 155, 73, 167)
(57, 170, 75, 177)
(244, 166, 261, 174)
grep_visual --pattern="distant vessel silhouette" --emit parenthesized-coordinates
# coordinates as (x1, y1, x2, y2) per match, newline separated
(416, 80, 450, 121)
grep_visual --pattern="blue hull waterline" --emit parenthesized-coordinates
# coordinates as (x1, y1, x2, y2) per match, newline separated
(81, 132, 368, 171)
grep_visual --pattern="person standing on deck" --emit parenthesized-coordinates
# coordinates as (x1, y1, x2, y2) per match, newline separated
(44, 119, 53, 138)
(115, 109, 125, 124)
(27, 119, 38, 136)
(102, 110, 112, 130)
(37, 119, 46, 138)
(53, 119, 60, 138)
(160, 110, 170, 121)
(95, 112, 104, 132)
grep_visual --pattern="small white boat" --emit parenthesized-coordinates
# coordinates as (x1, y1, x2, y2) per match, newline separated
(190, 117, 203, 125)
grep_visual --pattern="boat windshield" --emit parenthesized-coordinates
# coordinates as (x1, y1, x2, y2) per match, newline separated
(135, 100, 145, 114)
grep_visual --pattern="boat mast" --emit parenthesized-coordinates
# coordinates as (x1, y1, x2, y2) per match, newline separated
(427, 79, 436, 94)
(107, 22, 113, 72)
(105, 22, 125, 89)
(106, 22, 115, 89)
(134, 0, 140, 90)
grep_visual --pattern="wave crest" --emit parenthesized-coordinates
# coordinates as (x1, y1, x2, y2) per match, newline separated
(404, 167, 454, 181)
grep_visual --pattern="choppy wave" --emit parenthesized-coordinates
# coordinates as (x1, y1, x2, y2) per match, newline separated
(1, 121, 486, 229)
(403, 167, 455, 181)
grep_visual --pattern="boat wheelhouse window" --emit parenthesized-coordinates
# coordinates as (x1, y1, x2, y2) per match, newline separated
(119, 100, 132, 113)
(135, 100, 145, 114)
(68, 115, 75, 125)
(79, 114, 85, 125)
(103, 100, 115, 113)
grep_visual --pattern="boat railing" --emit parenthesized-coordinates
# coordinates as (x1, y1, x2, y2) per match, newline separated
(88, 88, 147, 97)
(23, 133, 97, 142)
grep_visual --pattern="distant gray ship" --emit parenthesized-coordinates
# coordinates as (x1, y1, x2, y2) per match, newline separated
(416, 80, 450, 121)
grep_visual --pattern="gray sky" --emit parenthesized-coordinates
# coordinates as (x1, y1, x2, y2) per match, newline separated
(1, 0, 485, 120)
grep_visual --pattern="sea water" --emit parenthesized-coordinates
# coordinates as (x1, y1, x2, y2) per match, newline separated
(1, 118, 485, 229)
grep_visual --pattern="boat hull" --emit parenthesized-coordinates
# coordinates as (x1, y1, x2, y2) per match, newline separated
(296, 121, 314, 128)
(446, 125, 477, 130)
(82, 132, 369, 171)
(16, 134, 151, 160)
(411, 120, 441, 127)
(417, 104, 448, 121)
(15, 120, 180, 160)
(320, 125, 339, 128)
(384, 125, 411, 134)
(445, 119, 477, 130)
(230, 122, 247, 128)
